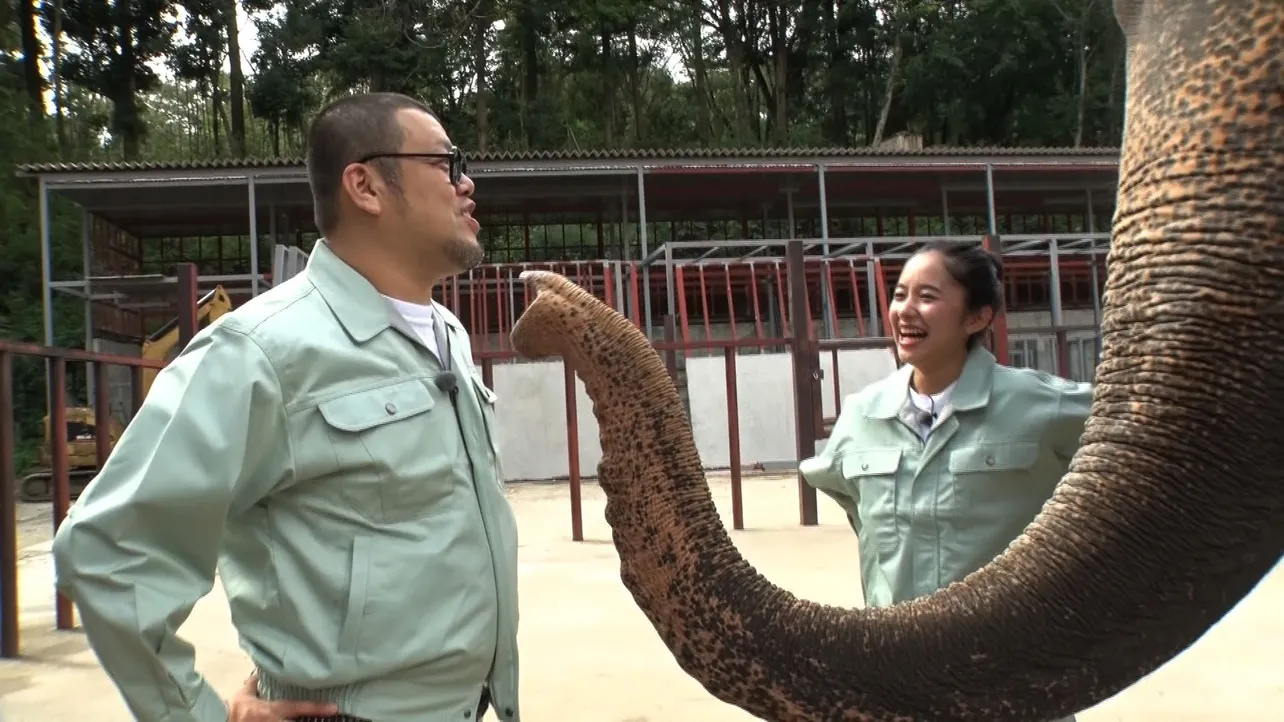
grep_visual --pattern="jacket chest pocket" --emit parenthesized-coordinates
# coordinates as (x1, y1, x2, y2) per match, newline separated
(946, 442, 1044, 523)
(841, 448, 902, 555)
(317, 378, 459, 523)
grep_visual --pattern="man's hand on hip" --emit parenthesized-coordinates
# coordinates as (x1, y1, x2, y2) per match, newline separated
(226, 670, 341, 721)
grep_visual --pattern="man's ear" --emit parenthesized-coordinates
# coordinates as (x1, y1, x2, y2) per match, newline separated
(341, 162, 384, 218)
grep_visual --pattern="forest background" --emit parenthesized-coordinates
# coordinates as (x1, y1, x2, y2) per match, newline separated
(2, 0, 1124, 466)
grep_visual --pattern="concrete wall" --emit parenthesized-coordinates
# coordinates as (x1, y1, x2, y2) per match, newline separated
(86, 308, 1101, 483)
(685, 348, 897, 471)
(90, 339, 142, 426)
(484, 348, 897, 482)
(482, 307, 1101, 482)
(487, 361, 604, 483)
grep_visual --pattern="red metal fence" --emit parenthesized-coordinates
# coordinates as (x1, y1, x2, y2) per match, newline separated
(430, 242, 1107, 362)
(475, 332, 783, 544)
(0, 237, 1103, 658)
(0, 341, 166, 658)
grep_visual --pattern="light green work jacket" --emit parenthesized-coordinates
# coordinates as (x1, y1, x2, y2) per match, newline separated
(801, 345, 1091, 720)
(801, 343, 1093, 605)
(52, 239, 521, 722)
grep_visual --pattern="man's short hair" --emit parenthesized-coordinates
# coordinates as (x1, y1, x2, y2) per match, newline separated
(305, 92, 436, 235)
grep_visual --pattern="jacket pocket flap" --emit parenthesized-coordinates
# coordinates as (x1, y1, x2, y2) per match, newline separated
(841, 448, 902, 478)
(948, 442, 1040, 474)
(318, 379, 436, 432)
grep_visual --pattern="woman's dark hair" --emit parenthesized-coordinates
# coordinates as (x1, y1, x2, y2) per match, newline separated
(912, 240, 1004, 347)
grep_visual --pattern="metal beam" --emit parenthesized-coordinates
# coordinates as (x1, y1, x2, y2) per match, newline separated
(33, 165, 642, 189)
(826, 235, 982, 258)
(636, 166, 652, 338)
(49, 273, 268, 290)
(654, 248, 1110, 269)
(81, 212, 94, 398)
(642, 154, 1115, 172)
(786, 239, 818, 527)
(19, 150, 1122, 184)
(249, 176, 260, 297)
(39, 177, 53, 347)
(37, 177, 54, 495)
(664, 243, 676, 322)
(940, 178, 1119, 193)
(81, 209, 92, 339)
(44, 176, 265, 192)
(865, 240, 879, 336)
(821, 158, 1119, 171)
(637, 233, 1113, 268)
(42, 169, 1119, 197)
(817, 164, 833, 338)
(985, 164, 999, 234)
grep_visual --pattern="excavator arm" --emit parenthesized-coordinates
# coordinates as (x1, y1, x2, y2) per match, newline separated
(138, 285, 234, 400)
(21, 285, 236, 503)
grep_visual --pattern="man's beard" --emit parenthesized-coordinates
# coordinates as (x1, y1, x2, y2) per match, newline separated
(443, 233, 485, 273)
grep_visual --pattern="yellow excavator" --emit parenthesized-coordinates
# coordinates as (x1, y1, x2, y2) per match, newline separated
(19, 286, 235, 503)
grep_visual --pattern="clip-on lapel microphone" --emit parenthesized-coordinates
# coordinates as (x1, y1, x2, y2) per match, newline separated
(916, 395, 937, 428)
(430, 311, 457, 395)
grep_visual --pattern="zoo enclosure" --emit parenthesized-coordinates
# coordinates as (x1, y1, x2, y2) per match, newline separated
(4, 147, 1117, 657)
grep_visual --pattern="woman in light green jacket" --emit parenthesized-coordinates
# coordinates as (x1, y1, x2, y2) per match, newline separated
(800, 240, 1093, 722)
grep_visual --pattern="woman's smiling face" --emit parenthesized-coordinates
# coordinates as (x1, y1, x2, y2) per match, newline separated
(889, 250, 991, 368)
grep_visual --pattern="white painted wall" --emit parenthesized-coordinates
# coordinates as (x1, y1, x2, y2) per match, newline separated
(484, 347, 898, 482)
(485, 348, 899, 482)
(91, 339, 142, 426)
(684, 348, 897, 471)
(85, 309, 1100, 484)
(482, 308, 1101, 482)
(487, 360, 603, 483)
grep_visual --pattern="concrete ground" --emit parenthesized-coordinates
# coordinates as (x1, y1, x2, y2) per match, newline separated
(1, 474, 1280, 721)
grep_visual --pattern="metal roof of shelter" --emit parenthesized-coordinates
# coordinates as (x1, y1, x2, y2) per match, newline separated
(16, 146, 1121, 240)
(17, 145, 1122, 349)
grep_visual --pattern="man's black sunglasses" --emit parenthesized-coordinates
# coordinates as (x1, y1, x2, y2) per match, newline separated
(357, 146, 468, 185)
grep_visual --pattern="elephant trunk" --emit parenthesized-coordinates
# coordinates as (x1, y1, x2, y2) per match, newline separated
(509, 0, 1283, 719)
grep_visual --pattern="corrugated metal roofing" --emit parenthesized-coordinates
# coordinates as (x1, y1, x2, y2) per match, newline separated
(16, 145, 1120, 174)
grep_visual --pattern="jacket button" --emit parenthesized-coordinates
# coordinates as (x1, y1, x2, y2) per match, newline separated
(985, 455, 995, 466)
(860, 463, 869, 471)
(385, 402, 397, 415)
(464, 711, 472, 719)
(504, 707, 514, 718)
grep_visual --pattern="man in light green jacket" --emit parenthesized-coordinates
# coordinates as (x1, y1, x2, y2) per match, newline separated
(52, 92, 519, 722)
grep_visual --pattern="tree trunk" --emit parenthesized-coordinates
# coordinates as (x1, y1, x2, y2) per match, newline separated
(599, 25, 615, 147)
(627, 23, 645, 145)
(519, 5, 540, 149)
(18, 0, 43, 121)
(689, 0, 711, 142)
(226, 0, 246, 156)
(52, 0, 67, 156)
(114, 11, 141, 160)
(473, 0, 492, 152)
(871, 42, 901, 146)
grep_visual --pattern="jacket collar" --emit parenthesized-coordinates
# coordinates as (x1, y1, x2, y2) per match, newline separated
(305, 238, 464, 344)
(866, 343, 996, 419)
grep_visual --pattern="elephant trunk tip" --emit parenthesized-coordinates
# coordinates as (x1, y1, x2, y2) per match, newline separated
(510, 270, 607, 361)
